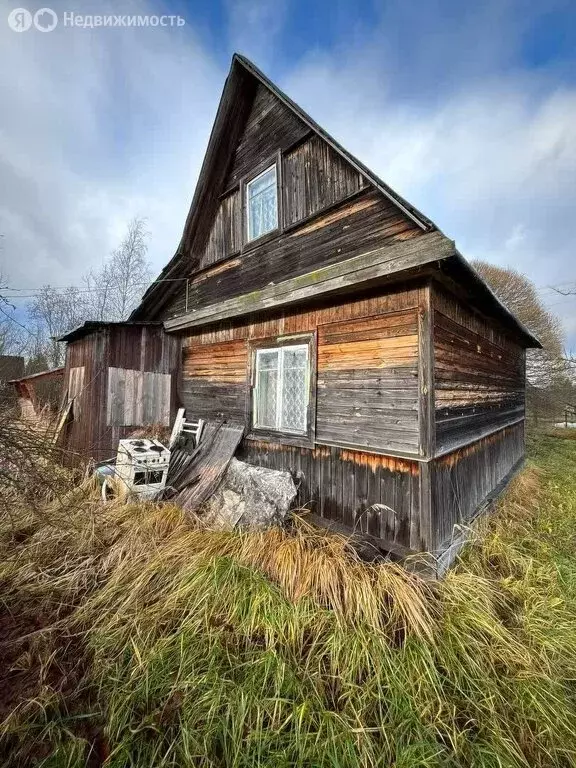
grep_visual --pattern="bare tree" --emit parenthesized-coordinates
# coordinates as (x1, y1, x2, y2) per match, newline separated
(82, 264, 114, 322)
(28, 285, 86, 368)
(0, 317, 27, 357)
(25, 218, 151, 368)
(84, 217, 151, 321)
(472, 261, 569, 421)
(0, 272, 28, 357)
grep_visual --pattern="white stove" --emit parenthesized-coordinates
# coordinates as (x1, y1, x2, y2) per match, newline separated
(115, 438, 170, 498)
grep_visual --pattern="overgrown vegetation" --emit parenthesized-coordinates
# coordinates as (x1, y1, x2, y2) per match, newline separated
(1, 436, 576, 767)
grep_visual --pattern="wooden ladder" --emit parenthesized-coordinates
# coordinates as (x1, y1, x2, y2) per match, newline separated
(169, 408, 205, 449)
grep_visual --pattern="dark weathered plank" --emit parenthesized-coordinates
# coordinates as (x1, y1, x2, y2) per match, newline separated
(172, 421, 245, 512)
(431, 284, 525, 454)
(283, 134, 367, 227)
(165, 231, 453, 330)
(431, 422, 525, 549)
(236, 440, 421, 549)
(418, 284, 435, 458)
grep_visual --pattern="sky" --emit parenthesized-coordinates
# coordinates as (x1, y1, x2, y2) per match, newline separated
(0, 0, 575, 349)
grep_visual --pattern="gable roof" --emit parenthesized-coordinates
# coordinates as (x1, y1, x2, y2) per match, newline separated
(131, 53, 433, 321)
(130, 54, 540, 348)
(235, 55, 434, 231)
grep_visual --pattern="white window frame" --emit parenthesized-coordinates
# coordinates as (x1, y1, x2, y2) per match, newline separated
(253, 343, 309, 434)
(245, 164, 278, 242)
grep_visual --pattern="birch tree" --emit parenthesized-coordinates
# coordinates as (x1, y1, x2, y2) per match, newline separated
(28, 286, 85, 367)
(84, 217, 151, 321)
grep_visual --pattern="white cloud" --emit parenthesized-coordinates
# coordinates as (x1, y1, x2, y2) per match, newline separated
(225, 0, 288, 67)
(0, 1, 224, 296)
(282, 49, 576, 344)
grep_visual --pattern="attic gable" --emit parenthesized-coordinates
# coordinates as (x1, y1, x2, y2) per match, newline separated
(223, 80, 309, 192)
(132, 55, 432, 321)
(190, 76, 404, 267)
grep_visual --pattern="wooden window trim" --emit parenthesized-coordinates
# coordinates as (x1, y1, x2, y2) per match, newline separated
(240, 151, 283, 252)
(245, 332, 317, 448)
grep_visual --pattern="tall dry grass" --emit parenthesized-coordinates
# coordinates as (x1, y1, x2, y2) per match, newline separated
(1, 436, 576, 766)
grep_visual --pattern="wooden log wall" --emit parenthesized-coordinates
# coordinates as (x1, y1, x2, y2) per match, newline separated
(179, 284, 422, 453)
(432, 285, 526, 454)
(167, 189, 421, 320)
(430, 421, 525, 549)
(63, 325, 179, 463)
(179, 284, 428, 549)
(237, 441, 423, 551)
(316, 310, 419, 453)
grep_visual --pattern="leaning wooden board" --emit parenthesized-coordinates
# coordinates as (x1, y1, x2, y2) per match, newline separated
(172, 421, 245, 513)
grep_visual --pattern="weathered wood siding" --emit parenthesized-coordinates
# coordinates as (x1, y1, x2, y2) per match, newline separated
(167, 190, 421, 319)
(432, 286, 526, 454)
(316, 310, 419, 453)
(224, 82, 308, 190)
(179, 284, 422, 453)
(237, 441, 424, 550)
(178, 284, 428, 549)
(160, 78, 422, 321)
(200, 190, 242, 269)
(181, 339, 247, 423)
(430, 421, 525, 549)
(106, 368, 172, 427)
(198, 137, 369, 273)
(282, 134, 367, 227)
(63, 325, 179, 463)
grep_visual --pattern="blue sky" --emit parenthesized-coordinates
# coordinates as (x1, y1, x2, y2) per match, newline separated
(1, 0, 575, 348)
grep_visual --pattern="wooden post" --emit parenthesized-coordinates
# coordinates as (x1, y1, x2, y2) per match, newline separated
(418, 283, 436, 459)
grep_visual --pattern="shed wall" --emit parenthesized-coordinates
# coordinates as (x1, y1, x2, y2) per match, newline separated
(64, 325, 179, 463)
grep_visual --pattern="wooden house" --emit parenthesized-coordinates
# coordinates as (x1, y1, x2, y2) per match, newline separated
(80, 54, 539, 559)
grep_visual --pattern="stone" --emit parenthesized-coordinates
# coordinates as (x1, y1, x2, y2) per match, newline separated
(204, 458, 297, 530)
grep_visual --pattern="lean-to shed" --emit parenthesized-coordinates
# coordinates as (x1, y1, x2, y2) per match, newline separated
(57, 321, 179, 463)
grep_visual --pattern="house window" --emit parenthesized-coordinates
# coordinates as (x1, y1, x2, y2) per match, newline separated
(246, 164, 278, 242)
(253, 344, 309, 434)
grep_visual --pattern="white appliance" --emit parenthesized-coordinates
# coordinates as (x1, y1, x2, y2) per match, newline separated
(115, 438, 170, 498)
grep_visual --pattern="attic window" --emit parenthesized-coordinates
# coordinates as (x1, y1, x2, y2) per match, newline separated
(246, 164, 278, 242)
